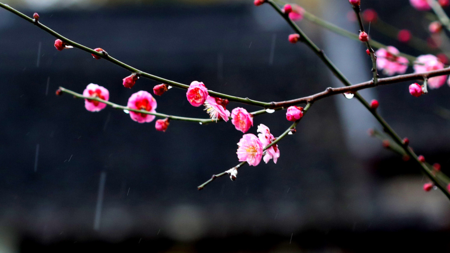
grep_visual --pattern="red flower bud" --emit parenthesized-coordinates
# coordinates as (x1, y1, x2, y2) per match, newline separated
(55, 89, 63, 96)
(349, 0, 360, 6)
(382, 140, 390, 148)
(33, 12, 39, 22)
(366, 49, 370, 55)
(423, 183, 433, 192)
(54, 39, 65, 51)
(433, 163, 441, 171)
(288, 34, 300, 44)
(359, 31, 369, 42)
(153, 84, 168, 96)
(92, 48, 105, 60)
(370, 99, 379, 109)
(403, 138, 409, 145)
(397, 29, 411, 43)
(155, 118, 170, 132)
(439, 0, 450, 7)
(123, 74, 138, 89)
(254, 0, 265, 6)
(418, 155, 426, 163)
(283, 4, 292, 14)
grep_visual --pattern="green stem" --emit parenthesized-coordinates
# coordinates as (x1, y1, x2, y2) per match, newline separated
(267, 0, 450, 200)
(0, 3, 272, 108)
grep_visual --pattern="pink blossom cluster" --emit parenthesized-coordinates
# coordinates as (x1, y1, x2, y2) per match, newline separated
(376, 46, 409, 76)
(236, 124, 280, 166)
(413, 55, 446, 89)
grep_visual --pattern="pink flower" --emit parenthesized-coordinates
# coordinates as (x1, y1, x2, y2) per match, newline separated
(204, 96, 230, 122)
(231, 108, 253, 133)
(414, 55, 447, 89)
(186, 81, 208, 107)
(409, 83, 423, 97)
(288, 34, 300, 44)
(289, 4, 304, 21)
(410, 0, 431, 10)
(376, 46, 409, 76)
(82, 83, 109, 112)
(236, 134, 263, 166)
(123, 74, 138, 89)
(127, 91, 157, 123)
(286, 106, 303, 121)
(257, 124, 280, 164)
(359, 32, 369, 42)
(155, 118, 170, 132)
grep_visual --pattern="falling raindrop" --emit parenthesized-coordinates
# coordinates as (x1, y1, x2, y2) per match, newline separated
(123, 110, 129, 114)
(94, 172, 107, 231)
(343, 92, 354, 99)
(265, 109, 275, 113)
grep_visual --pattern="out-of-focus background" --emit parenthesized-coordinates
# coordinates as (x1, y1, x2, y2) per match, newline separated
(1, 0, 450, 252)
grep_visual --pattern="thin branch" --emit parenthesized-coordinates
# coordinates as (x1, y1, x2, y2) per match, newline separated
(197, 103, 312, 190)
(266, 0, 450, 200)
(353, 4, 379, 85)
(428, 0, 450, 31)
(0, 3, 272, 108)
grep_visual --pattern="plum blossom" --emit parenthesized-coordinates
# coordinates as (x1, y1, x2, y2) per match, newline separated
(204, 96, 230, 122)
(409, 83, 423, 97)
(231, 108, 253, 133)
(236, 134, 263, 166)
(376, 46, 409, 76)
(257, 124, 280, 164)
(410, 0, 431, 10)
(82, 83, 109, 112)
(186, 81, 208, 107)
(127, 91, 157, 123)
(414, 55, 447, 89)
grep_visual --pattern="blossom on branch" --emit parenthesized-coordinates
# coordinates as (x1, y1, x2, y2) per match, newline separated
(231, 108, 253, 133)
(186, 81, 208, 107)
(257, 124, 280, 164)
(410, 0, 431, 10)
(289, 4, 304, 21)
(82, 84, 109, 112)
(155, 118, 170, 132)
(409, 83, 423, 97)
(376, 46, 409, 76)
(123, 74, 139, 89)
(127, 91, 157, 123)
(286, 106, 303, 121)
(237, 134, 263, 166)
(204, 96, 230, 122)
(414, 55, 447, 89)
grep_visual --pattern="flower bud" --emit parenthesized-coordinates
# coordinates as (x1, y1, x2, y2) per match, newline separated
(283, 4, 292, 14)
(398, 29, 411, 43)
(155, 118, 170, 132)
(153, 84, 168, 96)
(409, 83, 423, 97)
(363, 9, 377, 23)
(370, 99, 379, 109)
(403, 138, 409, 145)
(288, 34, 300, 44)
(286, 106, 303, 122)
(439, 0, 450, 7)
(33, 12, 39, 22)
(349, 0, 360, 6)
(55, 89, 63, 96)
(429, 21, 442, 34)
(433, 163, 441, 171)
(418, 155, 426, 163)
(366, 49, 370, 55)
(54, 39, 65, 51)
(382, 140, 390, 148)
(423, 183, 433, 192)
(92, 48, 105, 60)
(123, 74, 138, 89)
(359, 31, 369, 42)
(254, 0, 265, 6)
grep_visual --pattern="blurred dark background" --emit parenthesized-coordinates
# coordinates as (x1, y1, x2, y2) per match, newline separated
(1, 0, 450, 252)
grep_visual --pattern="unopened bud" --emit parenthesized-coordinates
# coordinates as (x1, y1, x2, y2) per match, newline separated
(92, 48, 105, 60)
(55, 89, 63, 96)
(254, 0, 265, 6)
(54, 39, 65, 51)
(370, 99, 379, 109)
(418, 155, 426, 163)
(153, 84, 168, 96)
(283, 4, 292, 14)
(366, 49, 370, 55)
(155, 118, 170, 132)
(123, 73, 139, 89)
(359, 31, 369, 42)
(288, 34, 300, 44)
(33, 12, 39, 22)
(429, 21, 442, 34)
(433, 163, 441, 171)
(363, 9, 377, 23)
(403, 138, 409, 145)
(382, 140, 390, 148)
(398, 29, 411, 43)
(349, 0, 360, 6)
(409, 83, 423, 97)
(423, 183, 433, 192)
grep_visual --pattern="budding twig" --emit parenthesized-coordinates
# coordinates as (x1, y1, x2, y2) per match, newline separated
(427, 0, 450, 31)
